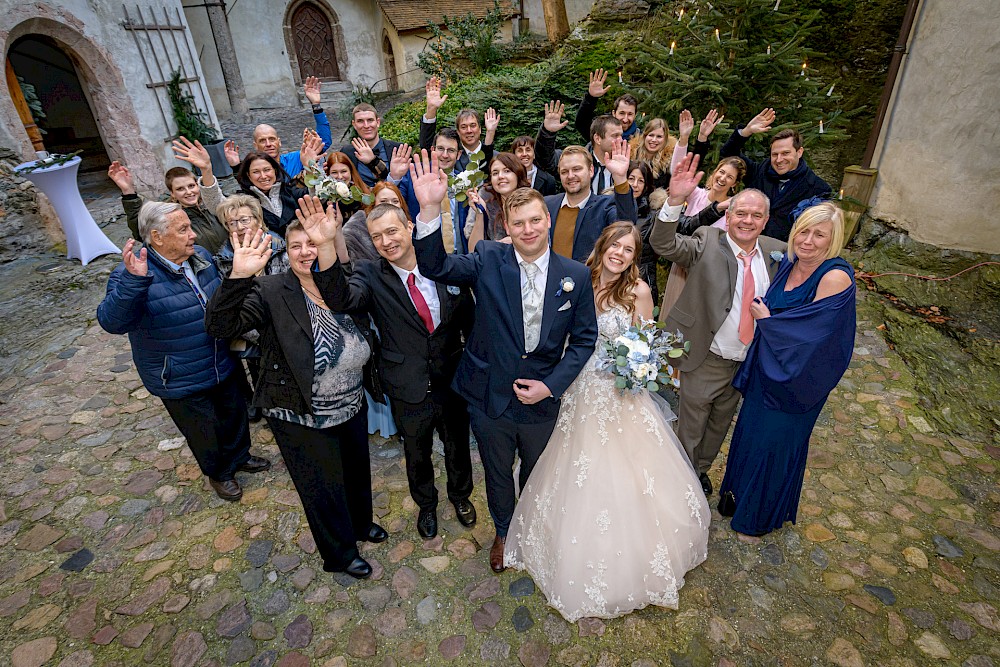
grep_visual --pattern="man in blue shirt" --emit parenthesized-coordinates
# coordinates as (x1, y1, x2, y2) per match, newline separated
(224, 76, 332, 179)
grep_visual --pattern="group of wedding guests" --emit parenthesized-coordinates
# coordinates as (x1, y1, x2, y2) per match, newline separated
(97, 71, 855, 619)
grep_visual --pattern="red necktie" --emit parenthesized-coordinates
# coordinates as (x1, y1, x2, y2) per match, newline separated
(738, 250, 757, 346)
(407, 273, 435, 333)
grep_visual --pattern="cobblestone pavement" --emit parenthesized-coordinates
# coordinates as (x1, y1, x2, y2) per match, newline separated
(0, 231, 998, 667)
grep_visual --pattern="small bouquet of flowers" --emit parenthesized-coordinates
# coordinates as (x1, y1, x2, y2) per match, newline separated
(302, 160, 373, 206)
(447, 150, 486, 202)
(597, 317, 689, 394)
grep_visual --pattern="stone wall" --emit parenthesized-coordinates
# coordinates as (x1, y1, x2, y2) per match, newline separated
(0, 0, 218, 195)
(868, 0, 1000, 254)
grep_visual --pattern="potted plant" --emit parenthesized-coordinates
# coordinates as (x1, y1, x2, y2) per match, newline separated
(167, 70, 232, 177)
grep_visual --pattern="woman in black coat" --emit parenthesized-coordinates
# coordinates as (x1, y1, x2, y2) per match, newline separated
(205, 196, 387, 578)
(235, 152, 308, 237)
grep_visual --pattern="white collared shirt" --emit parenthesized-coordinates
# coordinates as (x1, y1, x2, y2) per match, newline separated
(591, 151, 609, 193)
(464, 141, 483, 157)
(390, 263, 441, 329)
(560, 192, 591, 211)
(710, 235, 769, 361)
(527, 165, 538, 188)
(513, 247, 550, 293)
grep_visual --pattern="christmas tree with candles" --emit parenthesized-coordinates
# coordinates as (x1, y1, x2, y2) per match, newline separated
(617, 0, 854, 160)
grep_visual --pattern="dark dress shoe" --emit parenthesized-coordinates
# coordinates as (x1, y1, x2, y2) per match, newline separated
(417, 509, 438, 539)
(343, 556, 373, 579)
(718, 491, 736, 517)
(209, 478, 242, 502)
(490, 535, 506, 573)
(366, 523, 388, 543)
(699, 472, 713, 496)
(453, 498, 477, 527)
(238, 456, 272, 474)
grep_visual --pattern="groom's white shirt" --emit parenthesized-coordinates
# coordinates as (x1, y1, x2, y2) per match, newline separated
(415, 213, 551, 294)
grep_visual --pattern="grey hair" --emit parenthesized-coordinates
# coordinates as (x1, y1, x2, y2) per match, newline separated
(138, 201, 182, 244)
(366, 203, 408, 227)
(728, 188, 770, 218)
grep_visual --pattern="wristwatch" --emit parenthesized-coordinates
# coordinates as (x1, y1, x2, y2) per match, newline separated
(311, 104, 323, 114)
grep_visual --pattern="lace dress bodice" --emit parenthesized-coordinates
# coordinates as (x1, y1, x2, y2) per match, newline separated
(597, 304, 633, 342)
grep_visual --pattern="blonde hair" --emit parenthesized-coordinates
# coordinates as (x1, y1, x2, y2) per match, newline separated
(787, 202, 846, 261)
(629, 118, 675, 177)
(216, 194, 264, 229)
(558, 145, 593, 169)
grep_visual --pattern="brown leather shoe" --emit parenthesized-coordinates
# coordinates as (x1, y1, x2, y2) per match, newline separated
(209, 478, 242, 502)
(489, 535, 506, 573)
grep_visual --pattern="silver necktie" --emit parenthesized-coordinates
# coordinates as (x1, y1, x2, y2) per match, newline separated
(521, 261, 542, 353)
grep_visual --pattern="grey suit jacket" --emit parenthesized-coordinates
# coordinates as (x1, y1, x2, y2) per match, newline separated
(649, 219, 786, 373)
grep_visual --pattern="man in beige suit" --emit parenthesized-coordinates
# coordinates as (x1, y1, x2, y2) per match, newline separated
(650, 154, 787, 495)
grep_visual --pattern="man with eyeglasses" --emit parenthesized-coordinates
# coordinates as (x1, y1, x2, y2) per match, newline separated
(390, 128, 472, 254)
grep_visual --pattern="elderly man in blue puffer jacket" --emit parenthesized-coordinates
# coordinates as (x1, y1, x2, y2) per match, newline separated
(98, 201, 271, 501)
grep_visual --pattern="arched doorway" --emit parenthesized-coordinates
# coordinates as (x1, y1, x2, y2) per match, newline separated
(7, 35, 111, 174)
(290, 2, 340, 81)
(382, 33, 399, 92)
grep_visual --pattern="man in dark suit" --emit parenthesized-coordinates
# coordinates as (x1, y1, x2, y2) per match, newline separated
(410, 149, 598, 573)
(315, 203, 477, 540)
(418, 76, 496, 174)
(649, 154, 787, 495)
(339, 103, 403, 187)
(511, 135, 559, 196)
(719, 107, 832, 241)
(392, 129, 472, 254)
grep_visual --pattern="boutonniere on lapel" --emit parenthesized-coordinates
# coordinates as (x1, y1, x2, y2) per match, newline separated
(769, 250, 784, 264)
(446, 285, 461, 296)
(555, 277, 575, 297)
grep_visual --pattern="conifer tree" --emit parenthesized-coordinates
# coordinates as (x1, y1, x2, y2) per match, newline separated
(619, 0, 852, 159)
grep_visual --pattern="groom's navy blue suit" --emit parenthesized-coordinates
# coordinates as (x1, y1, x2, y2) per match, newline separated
(414, 226, 598, 535)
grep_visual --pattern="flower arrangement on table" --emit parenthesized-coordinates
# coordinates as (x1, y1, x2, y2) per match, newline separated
(447, 150, 486, 202)
(302, 161, 373, 207)
(16, 151, 83, 174)
(597, 316, 689, 393)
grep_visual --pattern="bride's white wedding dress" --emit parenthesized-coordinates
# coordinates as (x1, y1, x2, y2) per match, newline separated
(504, 304, 710, 622)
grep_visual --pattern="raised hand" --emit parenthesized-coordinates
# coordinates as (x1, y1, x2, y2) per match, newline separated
(741, 108, 775, 137)
(172, 136, 212, 172)
(352, 136, 376, 164)
(122, 239, 148, 276)
(698, 108, 725, 141)
(408, 148, 448, 213)
(229, 228, 273, 279)
(295, 194, 342, 247)
(543, 100, 569, 133)
(224, 139, 241, 167)
(304, 76, 322, 106)
(605, 137, 631, 184)
(389, 143, 413, 181)
(484, 108, 499, 133)
(299, 129, 324, 168)
(678, 110, 694, 143)
(666, 153, 704, 206)
(108, 161, 135, 195)
(588, 69, 610, 98)
(425, 76, 447, 116)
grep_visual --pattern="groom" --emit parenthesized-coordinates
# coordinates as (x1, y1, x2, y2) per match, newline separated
(410, 149, 598, 573)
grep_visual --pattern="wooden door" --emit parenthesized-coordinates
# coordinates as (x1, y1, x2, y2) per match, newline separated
(291, 3, 339, 80)
(382, 35, 398, 91)
(5, 58, 45, 151)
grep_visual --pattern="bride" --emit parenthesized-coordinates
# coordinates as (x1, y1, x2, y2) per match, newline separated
(504, 221, 709, 622)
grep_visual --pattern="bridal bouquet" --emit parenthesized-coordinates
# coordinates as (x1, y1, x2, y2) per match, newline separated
(447, 150, 486, 202)
(597, 317, 689, 394)
(302, 161, 373, 206)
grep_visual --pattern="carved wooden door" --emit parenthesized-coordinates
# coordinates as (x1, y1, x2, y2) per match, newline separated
(382, 35, 399, 91)
(291, 3, 340, 80)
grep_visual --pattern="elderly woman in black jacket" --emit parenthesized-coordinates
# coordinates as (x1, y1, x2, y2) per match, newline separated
(205, 195, 387, 578)
(233, 152, 309, 237)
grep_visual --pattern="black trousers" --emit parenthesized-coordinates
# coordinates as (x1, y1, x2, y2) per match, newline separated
(160, 371, 251, 481)
(390, 388, 473, 512)
(266, 407, 372, 571)
(470, 402, 557, 537)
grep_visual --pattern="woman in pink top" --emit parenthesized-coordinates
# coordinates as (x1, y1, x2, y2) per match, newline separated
(661, 109, 747, 317)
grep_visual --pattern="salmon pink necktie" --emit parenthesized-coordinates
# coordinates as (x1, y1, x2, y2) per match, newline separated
(738, 250, 757, 346)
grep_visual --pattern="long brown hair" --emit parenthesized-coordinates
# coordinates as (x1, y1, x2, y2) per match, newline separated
(366, 181, 411, 220)
(586, 221, 642, 314)
(325, 151, 371, 194)
(629, 118, 675, 177)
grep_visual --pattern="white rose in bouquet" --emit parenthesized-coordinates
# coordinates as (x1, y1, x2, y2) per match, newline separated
(334, 181, 352, 199)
